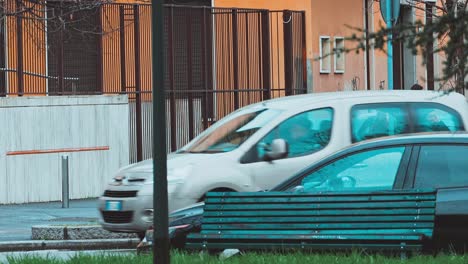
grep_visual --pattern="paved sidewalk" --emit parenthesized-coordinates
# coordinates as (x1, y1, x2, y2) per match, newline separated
(0, 199, 99, 242)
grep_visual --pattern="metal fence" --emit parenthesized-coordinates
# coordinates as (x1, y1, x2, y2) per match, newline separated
(0, 2, 307, 163)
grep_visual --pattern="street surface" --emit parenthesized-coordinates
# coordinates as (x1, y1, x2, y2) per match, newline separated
(0, 199, 99, 241)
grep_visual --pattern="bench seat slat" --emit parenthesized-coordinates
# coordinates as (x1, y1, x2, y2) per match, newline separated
(205, 201, 435, 211)
(206, 190, 436, 198)
(207, 195, 436, 204)
(202, 215, 435, 224)
(202, 222, 434, 230)
(203, 208, 435, 217)
(185, 242, 422, 251)
(188, 233, 425, 241)
(198, 228, 434, 237)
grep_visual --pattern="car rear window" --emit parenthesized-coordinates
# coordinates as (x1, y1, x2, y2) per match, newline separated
(414, 145, 468, 189)
(351, 102, 465, 143)
(412, 103, 464, 133)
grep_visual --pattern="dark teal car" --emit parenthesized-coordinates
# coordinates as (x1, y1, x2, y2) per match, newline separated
(168, 133, 468, 249)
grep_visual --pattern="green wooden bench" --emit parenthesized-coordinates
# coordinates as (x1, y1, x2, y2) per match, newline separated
(186, 189, 436, 256)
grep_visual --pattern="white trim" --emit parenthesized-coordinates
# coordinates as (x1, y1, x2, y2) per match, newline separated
(319, 36, 331, 74)
(333, 37, 345, 74)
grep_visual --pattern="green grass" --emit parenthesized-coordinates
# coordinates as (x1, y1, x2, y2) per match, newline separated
(6, 251, 468, 264)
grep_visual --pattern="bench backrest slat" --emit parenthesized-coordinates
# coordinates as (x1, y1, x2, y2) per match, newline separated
(199, 190, 436, 239)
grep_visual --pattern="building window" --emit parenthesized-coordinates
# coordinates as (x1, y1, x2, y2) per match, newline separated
(334, 37, 345, 73)
(319, 36, 331, 73)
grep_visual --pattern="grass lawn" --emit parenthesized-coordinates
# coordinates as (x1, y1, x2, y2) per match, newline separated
(6, 251, 468, 264)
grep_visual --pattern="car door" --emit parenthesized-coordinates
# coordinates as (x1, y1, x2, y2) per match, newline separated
(282, 145, 412, 193)
(406, 144, 468, 243)
(239, 107, 337, 191)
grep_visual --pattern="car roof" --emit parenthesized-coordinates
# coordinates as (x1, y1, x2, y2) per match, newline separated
(249, 90, 465, 111)
(272, 132, 468, 191)
(347, 132, 468, 151)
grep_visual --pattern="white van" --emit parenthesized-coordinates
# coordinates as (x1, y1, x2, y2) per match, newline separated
(98, 90, 468, 237)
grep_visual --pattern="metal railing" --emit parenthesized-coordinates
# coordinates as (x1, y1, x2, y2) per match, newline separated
(0, 2, 307, 163)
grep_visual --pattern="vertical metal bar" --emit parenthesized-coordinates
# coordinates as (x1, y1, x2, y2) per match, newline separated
(392, 29, 403, 89)
(232, 9, 239, 109)
(186, 9, 194, 140)
(0, 3, 6, 96)
(119, 6, 127, 93)
(134, 4, 143, 162)
(245, 13, 250, 103)
(168, 6, 177, 151)
(425, 2, 434, 90)
(300, 11, 307, 94)
(201, 7, 208, 130)
(283, 10, 293, 96)
(61, 155, 69, 209)
(261, 10, 271, 100)
(97, 5, 103, 93)
(365, 0, 371, 90)
(151, 0, 169, 262)
(16, 0, 24, 95)
(57, 9, 64, 95)
(209, 9, 216, 122)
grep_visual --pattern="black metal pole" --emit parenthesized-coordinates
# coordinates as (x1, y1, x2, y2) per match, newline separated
(425, 2, 434, 90)
(151, 0, 169, 263)
(16, 0, 24, 96)
(119, 6, 127, 93)
(232, 9, 239, 110)
(261, 10, 270, 100)
(283, 10, 293, 96)
(364, 0, 371, 90)
(134, 4, 143, 162)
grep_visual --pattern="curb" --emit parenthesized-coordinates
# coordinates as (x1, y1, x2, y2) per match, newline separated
(32, 225, 138, 240)
(0, 239, 140, 252)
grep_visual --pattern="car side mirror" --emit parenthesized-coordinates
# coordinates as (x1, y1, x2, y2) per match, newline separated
(264, 139, 289, 161)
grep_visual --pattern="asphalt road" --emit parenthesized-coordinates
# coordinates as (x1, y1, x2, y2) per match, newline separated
(0, 199, 99, 242)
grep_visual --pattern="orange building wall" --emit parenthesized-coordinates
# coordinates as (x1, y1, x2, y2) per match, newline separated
(309, 0, 365, 92)
(215, 0, 366, 93)
(101, 4, 153, 101)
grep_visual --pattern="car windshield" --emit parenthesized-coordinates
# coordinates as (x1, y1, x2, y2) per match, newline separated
(184, 108, 282, 153)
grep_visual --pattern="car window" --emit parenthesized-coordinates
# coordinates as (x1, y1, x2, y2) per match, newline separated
(412, 104, 464, 133)
(186, 108, 282, 153)
(351, 105, 409, 143)
(414, 145, 468, 189)
(256, 108, 333, 159)
(299, 147, 406, 192)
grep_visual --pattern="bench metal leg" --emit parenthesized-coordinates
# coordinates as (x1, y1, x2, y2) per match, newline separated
(400, 242, 407, 260)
